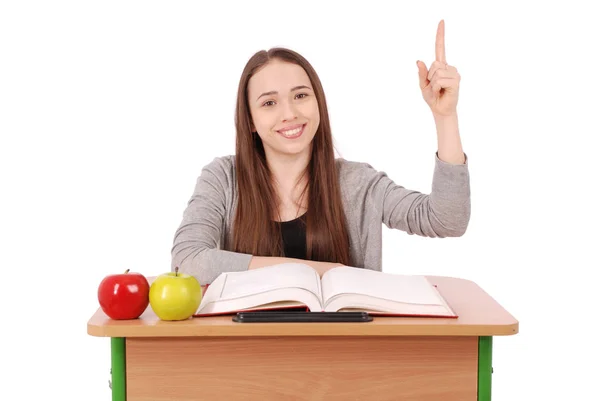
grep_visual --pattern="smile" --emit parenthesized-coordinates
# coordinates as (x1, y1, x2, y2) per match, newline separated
(277, 124, 306, 139)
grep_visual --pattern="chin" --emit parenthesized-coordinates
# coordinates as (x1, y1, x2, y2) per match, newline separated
(270, 142, 313, 158)
(280, 146, 312, 157)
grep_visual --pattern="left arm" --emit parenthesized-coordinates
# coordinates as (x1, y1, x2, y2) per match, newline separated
(359, 152, 470, 238)
(366, 18, 467, 237)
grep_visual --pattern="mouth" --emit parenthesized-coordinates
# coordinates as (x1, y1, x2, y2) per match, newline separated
(277, 124, 306, 139)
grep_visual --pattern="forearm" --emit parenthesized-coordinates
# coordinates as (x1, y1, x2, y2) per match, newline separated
(249, 256, 343, 276)
(173, 248, 253, 285)
(434, 113, 465, 165)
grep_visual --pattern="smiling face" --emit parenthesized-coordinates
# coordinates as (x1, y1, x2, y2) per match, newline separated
(247, 59, 320, 162)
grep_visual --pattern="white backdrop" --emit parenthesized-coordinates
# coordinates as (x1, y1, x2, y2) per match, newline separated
(1, 1, 598, 400)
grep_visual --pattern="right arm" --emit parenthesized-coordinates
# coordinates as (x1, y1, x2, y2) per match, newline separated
(171, 157, 254, 285)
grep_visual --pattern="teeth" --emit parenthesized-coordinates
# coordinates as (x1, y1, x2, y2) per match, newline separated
(280, 126, 302, 137)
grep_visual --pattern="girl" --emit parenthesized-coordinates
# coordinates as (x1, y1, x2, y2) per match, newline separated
(171, 22, 469, 285)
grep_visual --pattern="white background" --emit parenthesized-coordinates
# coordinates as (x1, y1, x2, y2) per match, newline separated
(1, 1, 598, 400)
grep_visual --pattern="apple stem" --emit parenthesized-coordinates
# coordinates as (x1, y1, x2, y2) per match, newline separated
(175, 266, 179, 277)
(124, 268, 130, 274)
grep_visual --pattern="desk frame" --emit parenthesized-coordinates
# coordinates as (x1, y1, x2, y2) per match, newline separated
(109, 335, 493, 400)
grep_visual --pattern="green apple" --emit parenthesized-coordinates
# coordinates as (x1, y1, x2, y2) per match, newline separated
(149, 267, 202, 321)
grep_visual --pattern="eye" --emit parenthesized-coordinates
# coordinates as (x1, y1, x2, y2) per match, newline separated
(262, 93, 309, 107)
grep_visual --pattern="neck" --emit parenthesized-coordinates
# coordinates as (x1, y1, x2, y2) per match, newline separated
(265, 151, 310, 223)
(267, 151, 310, 194)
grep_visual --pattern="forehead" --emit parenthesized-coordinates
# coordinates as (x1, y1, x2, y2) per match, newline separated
(248, 60, 311, 97)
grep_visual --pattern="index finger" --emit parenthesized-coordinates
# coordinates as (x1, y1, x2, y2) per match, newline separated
(435, 19, 446, 64)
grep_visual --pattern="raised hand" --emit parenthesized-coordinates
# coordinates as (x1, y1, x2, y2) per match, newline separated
(417, 20, 461, 118)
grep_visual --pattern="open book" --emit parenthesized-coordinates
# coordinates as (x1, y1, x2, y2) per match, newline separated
(194, 263, 457, 318)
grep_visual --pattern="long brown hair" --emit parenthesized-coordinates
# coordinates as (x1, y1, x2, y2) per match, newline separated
(230, 48, 350, 266)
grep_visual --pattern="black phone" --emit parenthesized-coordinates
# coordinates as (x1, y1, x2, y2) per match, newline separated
(232, 311, 373, 323)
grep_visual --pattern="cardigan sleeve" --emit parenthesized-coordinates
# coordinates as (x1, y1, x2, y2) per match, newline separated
(171, 157, 253, 285)
(362, 152, 471, 237)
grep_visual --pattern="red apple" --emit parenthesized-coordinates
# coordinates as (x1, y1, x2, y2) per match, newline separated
(98, 269, 150, 320)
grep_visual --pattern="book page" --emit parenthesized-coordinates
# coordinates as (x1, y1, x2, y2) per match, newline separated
(196, 288, 322, 315)
(321, 267, 443, 306)
(324, 300, 453, 316)
(219, 262, 322, 301)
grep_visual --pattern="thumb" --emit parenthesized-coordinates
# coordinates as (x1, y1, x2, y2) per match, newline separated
(416, 60, 428, 90)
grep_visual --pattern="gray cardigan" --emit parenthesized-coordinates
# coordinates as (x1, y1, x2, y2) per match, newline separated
(171, 153, 470, 285)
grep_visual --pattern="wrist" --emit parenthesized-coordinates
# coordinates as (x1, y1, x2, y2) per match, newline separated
(433, 113, 465, 164)
(433, 112, 458, 124)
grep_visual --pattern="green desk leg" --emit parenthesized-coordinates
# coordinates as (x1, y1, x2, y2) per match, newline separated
(478, 336, 493, 401)
(111, 337, 126, 401)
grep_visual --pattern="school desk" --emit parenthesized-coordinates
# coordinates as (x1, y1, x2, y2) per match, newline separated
(87, 275, 518, 401)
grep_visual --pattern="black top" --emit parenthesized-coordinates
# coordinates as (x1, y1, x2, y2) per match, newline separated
(279, 213, 307, 259)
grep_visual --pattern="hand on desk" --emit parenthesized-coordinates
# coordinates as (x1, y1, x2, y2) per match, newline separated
(310, 260, 345, 277)
(248, 256, 344, 277)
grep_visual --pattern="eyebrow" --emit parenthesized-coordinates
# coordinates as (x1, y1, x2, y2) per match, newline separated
(256, 85, 312, 101)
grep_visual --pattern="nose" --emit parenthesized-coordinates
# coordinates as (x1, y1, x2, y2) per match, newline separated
(280, 99, 297, 122)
